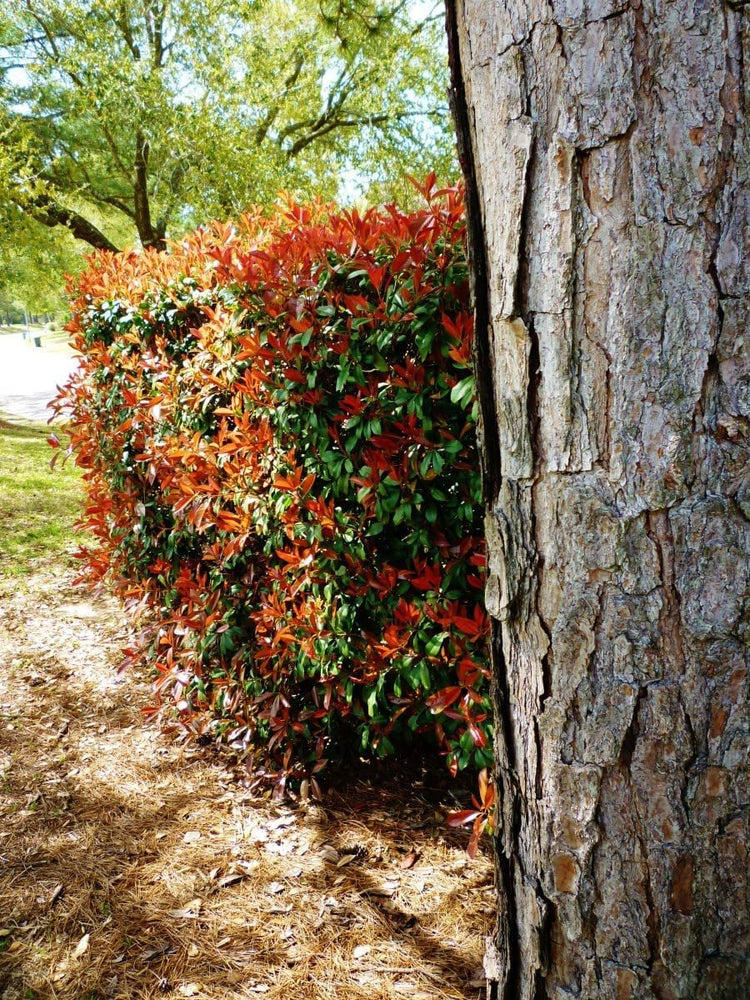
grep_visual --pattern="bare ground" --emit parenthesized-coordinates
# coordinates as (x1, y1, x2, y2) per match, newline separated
(0, 568, 492, 1000)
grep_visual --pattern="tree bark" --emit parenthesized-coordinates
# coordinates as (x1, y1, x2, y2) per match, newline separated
(447, 2, 749, 998)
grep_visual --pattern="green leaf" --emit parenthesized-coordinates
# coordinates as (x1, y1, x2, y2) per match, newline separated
(450, 376, 475, 406)
(424, 633, 446, 657)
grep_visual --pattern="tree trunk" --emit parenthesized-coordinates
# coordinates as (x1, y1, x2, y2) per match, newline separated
(134, 131, 165, 251)
(447, 2, 749, 998)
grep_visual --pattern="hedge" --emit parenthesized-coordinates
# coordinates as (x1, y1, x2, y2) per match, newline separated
(53, 179, 490, 793)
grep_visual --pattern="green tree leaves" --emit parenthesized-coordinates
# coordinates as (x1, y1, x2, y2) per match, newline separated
(0, 0, 456, 300)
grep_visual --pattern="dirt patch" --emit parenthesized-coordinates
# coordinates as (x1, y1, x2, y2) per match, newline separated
(0, 569, 493, 1000)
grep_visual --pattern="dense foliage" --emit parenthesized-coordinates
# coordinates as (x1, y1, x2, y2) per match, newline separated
(54, 182, 490, 791)
(0, 0, 454, 296)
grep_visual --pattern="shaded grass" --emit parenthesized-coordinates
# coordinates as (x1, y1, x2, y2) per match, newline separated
(0, 420, 83, 577)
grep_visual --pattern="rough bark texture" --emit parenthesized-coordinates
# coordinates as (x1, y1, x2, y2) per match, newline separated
(447, 2, 749, 998)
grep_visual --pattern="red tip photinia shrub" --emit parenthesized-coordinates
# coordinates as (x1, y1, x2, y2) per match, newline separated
(54, 178, 491, 791)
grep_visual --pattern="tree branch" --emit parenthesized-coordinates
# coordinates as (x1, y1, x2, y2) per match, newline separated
(285, 106, 447, 156)
(90, 192, 137, 220)
(255, 50, 305, 146)
(21, 194, 120, 251)
(112, 2, 141, 61)
(22, 4, 132, 180)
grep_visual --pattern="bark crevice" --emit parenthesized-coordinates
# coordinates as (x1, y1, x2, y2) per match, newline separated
(492, 626, 523, 999)
(445, 0, 500, 501)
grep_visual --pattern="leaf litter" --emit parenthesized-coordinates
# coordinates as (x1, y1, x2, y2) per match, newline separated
(0, 567, 492, 999)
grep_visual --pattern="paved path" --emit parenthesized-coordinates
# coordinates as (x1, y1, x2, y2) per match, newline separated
(0, 334, 79, 423)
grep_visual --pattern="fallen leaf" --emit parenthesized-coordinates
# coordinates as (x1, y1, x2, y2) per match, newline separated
(266, 814, 296, 831)
(183, 831, 201, 844)
(400, 850, 420, 870)
(268, 881, 284, 894)
(50, 884, 64, 906)
(266, 839, 296, 855)
(319, 845, 339, 863)
(0, 929, 12, 936)
(73, 933, 90, 958)
(188, 943, 199, 957)
(168, 898, 202, 919)
(394, 982, 420, 994)
(142, 944, 171, 962)
(218, 873, 244, 888)
(336, 853, 357, 867)
(353, 944, 371, 959)
(268, 903, 293, 914)
(178, 984, 201, 997)
(155, 831, 168, 841)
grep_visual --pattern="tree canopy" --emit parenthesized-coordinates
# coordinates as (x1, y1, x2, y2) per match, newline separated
(0, 0, 455, 309)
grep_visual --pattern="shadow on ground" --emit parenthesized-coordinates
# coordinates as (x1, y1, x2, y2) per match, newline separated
(0, 572, 493, 1000)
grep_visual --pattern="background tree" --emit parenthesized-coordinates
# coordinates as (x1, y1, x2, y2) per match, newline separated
(447, 1, 749, 997)
(0, 0, 453, 304)
(0, 117, 84, 319)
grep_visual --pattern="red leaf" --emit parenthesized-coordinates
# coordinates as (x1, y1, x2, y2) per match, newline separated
(400, 850, 420, 869)
(467, 719, 487, 747)
(467, 814, 486, 858)
(478, 767, 490, 803)
(446, 809, 482, 828)
(425, 686, 462, 713)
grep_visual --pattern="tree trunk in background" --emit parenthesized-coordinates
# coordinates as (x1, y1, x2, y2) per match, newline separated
(447, 2, 749, 997)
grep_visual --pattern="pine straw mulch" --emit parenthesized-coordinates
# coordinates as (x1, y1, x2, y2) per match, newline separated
(0, 568, 493, 1000)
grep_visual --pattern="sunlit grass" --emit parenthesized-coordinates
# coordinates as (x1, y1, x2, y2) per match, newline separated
(0, 323, 74, 356)
(0, 420, 83, 577)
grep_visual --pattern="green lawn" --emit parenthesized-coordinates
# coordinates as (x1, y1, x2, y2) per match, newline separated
(0, 420, 84, 577)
